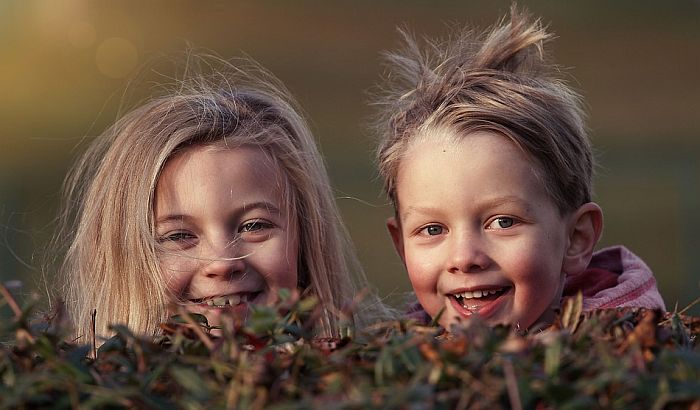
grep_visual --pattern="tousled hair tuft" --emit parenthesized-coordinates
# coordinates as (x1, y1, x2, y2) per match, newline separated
(375, 6, 593, 214)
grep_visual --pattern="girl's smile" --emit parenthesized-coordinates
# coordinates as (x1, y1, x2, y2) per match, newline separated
(154, 145, 299, 328)
(181, 291, 265, 325)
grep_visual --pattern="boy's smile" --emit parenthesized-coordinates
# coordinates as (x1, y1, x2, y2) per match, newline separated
(387, 129, 574, 331)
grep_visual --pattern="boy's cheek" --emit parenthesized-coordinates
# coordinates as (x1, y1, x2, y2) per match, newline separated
(404, 252, 439, 283)
(385, 217, 405, 262)
(405, 256, 442, 313)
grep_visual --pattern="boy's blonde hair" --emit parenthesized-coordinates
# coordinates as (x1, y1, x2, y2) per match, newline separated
(376, 7, 593, 214)
(56, 58, 379, 341)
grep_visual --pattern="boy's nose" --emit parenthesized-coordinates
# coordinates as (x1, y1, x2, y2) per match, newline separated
(447, 232, 491, 274)
(200, 240, 247, 279)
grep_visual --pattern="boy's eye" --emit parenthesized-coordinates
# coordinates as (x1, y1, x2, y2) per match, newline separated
(486, 217, 516, 230)
(420, 225, 444, 236)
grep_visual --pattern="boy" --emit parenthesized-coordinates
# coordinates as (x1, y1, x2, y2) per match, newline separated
(374, 8, 666, 331)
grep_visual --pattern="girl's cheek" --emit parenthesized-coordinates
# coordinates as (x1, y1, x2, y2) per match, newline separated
(159, 255, 196, 293)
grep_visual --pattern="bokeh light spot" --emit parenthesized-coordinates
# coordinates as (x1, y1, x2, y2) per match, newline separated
(95, 37, 138, 79)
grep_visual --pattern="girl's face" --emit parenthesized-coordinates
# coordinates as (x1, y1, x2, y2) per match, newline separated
(387, 130, 573, 331)
(154, 145, 299, 328)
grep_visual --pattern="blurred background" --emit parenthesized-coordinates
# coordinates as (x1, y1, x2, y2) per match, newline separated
(1, 1, 698, 315)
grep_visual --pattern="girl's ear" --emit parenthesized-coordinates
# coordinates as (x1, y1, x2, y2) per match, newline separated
(386, 216, 406, 264)
(563, 202, 604, 275)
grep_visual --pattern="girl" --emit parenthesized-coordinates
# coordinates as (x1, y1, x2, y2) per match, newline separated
(55, 58, 385, 342)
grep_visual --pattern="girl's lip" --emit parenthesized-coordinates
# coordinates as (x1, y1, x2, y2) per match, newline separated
(188, 291, 262, 307)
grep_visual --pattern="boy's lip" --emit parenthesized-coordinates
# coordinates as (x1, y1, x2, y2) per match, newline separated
(447, 284, 511, 295)
(447, 285, 513, 320)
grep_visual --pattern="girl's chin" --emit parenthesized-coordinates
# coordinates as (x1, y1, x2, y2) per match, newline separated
(178, 301, 251, 330)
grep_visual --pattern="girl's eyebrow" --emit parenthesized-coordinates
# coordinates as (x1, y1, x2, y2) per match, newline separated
(155, 214, 193, 225)
(241, 201, 282, 215)
(155, 201, 282, 225)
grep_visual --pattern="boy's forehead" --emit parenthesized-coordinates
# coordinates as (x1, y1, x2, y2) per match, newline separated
(408, 127, 527, 162)
(412, 126, 523, 151)
(412, 125, 463, 147)
(396, 128, 560, 216)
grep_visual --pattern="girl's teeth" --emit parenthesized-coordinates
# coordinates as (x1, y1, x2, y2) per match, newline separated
(201, 294, 246, 307)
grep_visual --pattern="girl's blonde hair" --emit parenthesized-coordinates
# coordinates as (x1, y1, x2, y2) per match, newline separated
(56, 58, 382, 341)
(375, 7, 593, 215)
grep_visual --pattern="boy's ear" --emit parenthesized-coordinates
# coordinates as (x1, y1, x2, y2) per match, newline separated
(563, 202, 604, 275)
(386, 216, 406, 264)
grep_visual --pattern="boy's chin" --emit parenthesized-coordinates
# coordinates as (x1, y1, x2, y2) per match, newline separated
(525, 308, 558, 333)
(440, 308, 553, 334)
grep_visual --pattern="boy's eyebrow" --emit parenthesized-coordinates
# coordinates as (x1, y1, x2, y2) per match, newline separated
(401, 195, 531, 220)
(401, 205, 441, 220)
(477, 195, 532, 210)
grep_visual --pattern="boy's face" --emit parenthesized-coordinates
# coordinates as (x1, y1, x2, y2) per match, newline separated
(388, 129, 573, 331)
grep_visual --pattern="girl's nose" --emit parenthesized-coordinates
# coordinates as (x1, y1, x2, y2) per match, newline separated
(200, 240, 246, 279)
(447, 231, 491, 274)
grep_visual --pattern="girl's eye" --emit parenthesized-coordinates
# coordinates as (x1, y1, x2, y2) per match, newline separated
(158, 231, 197, 247)
(239, 220, 273, 233)
(486, 217, 517, 230)
(164, 232, 194, 241)
(420, 225, 444, 236)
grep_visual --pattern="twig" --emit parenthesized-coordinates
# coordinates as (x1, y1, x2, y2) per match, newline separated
(0, 282, 23, 318)
(503, 358, 523, 410)
(177, 306, 215, 350)
(91, 309, 97, 359)
(678, 296, 700, 316)
(659, 296, 700, 326)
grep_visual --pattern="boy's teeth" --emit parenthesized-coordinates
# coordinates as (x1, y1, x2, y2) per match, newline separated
(456, 287, 503, 300)
(228, 295, 241, 305)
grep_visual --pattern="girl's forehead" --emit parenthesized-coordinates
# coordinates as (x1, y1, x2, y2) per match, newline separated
(156, 144, 293, 207)
(167, 144, 278, 177)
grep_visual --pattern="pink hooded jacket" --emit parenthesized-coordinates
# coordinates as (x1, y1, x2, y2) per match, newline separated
(562, 245, 666, 311)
